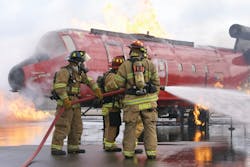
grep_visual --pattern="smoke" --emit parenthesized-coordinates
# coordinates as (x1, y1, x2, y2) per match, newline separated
(165, 86, 250, 123)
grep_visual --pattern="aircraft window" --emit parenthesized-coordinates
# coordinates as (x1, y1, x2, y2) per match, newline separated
(34, 32, 67, 60)
(159, 61, 165, 71)
(178, 63, 183, 72)
(204, 65, 209, 73)
(191, 64, 196, 72)
(62, 35, 76, 53)
(104, 41, 124, 63)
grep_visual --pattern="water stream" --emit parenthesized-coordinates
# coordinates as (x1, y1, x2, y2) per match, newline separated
(165, 86, 250, 123)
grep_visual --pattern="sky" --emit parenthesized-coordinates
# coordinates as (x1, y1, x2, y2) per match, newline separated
(1, 0, 250, 90)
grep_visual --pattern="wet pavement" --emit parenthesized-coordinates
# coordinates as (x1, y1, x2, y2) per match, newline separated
(1, 114, 250, 167)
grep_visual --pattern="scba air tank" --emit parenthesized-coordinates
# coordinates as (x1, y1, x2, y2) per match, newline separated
(133, 61, 145, 90)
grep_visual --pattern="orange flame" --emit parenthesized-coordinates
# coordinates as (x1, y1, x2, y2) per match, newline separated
(214, 81, 224, 88)
(194, 145, 212, 163)
(193, 130, 212, 164)
(193, 129, 205, 142)
(0, 91, 52, 123)
(71, 0, 167, 38)
(237, 81, 250, 94)
(193, 104, 208, 126)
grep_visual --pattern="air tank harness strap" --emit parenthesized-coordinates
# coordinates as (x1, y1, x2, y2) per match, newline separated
(125, 83, 157, 96)
(125, 87, 147, 96)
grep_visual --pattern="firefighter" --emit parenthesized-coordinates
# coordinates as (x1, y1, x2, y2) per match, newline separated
(99, 56, 144, 153)
(105, 40, 160, 159)
(51, 50, 103, 155)
(99, 56, 124, 152)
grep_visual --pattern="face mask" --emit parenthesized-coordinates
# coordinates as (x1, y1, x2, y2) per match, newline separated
(72, 65, 78, 72)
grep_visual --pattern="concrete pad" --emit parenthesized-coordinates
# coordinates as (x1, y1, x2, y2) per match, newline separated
(0, 142, 247, 167)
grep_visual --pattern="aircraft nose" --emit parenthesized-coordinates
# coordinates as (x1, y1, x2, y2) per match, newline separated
(8, 66, 24, 91)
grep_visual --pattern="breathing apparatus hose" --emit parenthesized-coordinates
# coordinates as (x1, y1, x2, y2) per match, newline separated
(21, 89, 124, 167)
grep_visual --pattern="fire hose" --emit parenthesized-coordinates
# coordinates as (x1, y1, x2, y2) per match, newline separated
(21, 89, 124, 167)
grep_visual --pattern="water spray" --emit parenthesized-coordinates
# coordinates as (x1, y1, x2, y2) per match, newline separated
(164, 86, 250, 123)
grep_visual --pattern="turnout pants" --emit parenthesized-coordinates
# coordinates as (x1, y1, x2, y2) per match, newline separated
(104, 108, 121, 143)
(123, 109, 158, 157)
(51, 105, 83, 151)
(104, 109, 144, 143)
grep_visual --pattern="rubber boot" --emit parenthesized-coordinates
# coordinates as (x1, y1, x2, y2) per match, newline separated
(105, 146, 122, 152)
(68, 149, 86, 154)
(51, 149, 66, 156)
(135, 148, 143, 154)
(124, 155, 134, 159)
(147, 155, 156, 159)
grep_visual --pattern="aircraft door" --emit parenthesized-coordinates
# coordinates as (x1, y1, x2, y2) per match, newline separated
(104, 41, 125, 65)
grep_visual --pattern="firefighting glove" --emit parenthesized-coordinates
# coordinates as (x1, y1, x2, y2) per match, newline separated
(63, 98, 72, 109)
(94, 87, 103, 100)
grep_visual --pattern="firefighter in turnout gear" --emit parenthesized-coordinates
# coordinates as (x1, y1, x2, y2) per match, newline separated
(105, 40, 160, 159)
(99, 56, 144, 153)
(51, 50, 103, 156)
(100, 56, 124, 152)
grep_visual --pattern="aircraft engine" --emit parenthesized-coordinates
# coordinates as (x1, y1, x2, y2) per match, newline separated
(8, 65, 24, 91)
(8, 58, 37, 91)
(229, 24, 250, 40)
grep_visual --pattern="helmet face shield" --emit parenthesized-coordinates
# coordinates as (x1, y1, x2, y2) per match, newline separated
(83, 53, 91, 62)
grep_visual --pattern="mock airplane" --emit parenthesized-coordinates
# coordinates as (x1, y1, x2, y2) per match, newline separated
(8, 24, 250, 129)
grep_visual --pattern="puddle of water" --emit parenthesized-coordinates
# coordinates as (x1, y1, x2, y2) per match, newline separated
(162, 144, 247, 167)
(0, 122, 50, 146)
